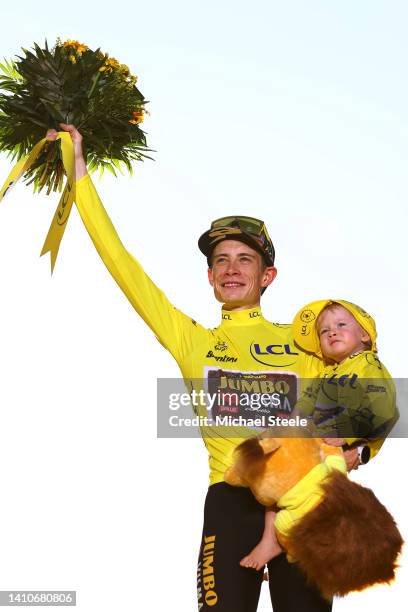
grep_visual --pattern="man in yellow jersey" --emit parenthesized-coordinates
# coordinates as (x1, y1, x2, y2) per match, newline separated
(46, 123, 360, 611)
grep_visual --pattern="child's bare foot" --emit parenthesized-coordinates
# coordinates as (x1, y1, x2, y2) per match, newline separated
(240, 535, 282, 571)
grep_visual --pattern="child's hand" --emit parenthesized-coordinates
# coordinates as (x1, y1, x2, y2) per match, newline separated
(323, 438, 345, 447)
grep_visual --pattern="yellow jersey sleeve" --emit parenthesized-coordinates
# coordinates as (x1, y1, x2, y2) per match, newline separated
(341, 353, 398, 460)
(75, 175, 207, 363)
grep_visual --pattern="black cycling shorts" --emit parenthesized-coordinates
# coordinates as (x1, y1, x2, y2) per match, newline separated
(197, 482, 332, 612)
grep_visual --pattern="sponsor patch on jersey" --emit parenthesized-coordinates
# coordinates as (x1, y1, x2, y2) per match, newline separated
(205, 367, 298, 423)
(250, 342, 299, 367)
(206, 350, 237, 363)
(366, 384, 386, 394)
(214, 338, 228, 352)
(365, 352, 383, 370)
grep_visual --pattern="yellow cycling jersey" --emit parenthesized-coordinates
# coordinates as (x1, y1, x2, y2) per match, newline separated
(75, 175, 323, 485)
(295, 351, 398, 459)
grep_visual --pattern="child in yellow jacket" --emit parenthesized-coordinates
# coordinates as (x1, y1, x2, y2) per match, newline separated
(239, 299, 398, 571)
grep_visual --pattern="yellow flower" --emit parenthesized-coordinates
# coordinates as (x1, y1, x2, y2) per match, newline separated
(129, 109, 144, 125)
(99, 56, 121, 74)
(69, 54, 77, 64)
(63, 39, 88, 56)
(106, 57, 120, 70)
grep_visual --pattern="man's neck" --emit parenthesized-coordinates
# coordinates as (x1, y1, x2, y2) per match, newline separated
(222, 301, 261, 312)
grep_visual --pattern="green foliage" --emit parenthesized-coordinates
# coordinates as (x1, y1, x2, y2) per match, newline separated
(0, 40, 151, 193)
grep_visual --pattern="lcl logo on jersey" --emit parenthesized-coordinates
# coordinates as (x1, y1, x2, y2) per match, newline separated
(324, 373, 358, 388)
(249, 311, 260, 318)
(250, 342, 299, 367)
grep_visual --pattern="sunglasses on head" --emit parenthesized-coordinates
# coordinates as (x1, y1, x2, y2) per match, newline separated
(210, 216, 274, 262)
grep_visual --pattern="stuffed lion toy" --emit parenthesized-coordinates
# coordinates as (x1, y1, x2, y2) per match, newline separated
(224, 435, 403, 599)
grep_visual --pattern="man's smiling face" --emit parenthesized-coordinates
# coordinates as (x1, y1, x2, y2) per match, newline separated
(207, 240, 277, 310)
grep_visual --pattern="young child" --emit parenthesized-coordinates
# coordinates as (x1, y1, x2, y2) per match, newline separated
(239, 299, 398, 571)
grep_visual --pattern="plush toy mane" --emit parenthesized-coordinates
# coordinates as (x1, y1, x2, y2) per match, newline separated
(288, 470, 404, 599)
(225, 436, 404, 599)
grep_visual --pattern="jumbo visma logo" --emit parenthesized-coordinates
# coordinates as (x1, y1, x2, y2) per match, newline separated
(250, 342, 299, 367)
(197, 535, 218, 609)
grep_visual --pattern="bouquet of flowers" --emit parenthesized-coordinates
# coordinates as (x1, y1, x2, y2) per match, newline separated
(0, 39, 150, 194)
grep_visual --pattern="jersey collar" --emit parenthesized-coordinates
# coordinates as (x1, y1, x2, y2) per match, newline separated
(220, 306, 264, 326)
(325, 350, 370, 370)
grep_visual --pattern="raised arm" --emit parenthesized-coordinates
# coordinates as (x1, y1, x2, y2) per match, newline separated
(46, 125, 206, 363)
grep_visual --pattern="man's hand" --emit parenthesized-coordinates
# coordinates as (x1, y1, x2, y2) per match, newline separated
(46, 123, 87, 181)
(342, 447, 360, 471)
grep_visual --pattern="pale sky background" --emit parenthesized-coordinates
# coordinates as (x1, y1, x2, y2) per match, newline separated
(0, 1, 407, 610)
